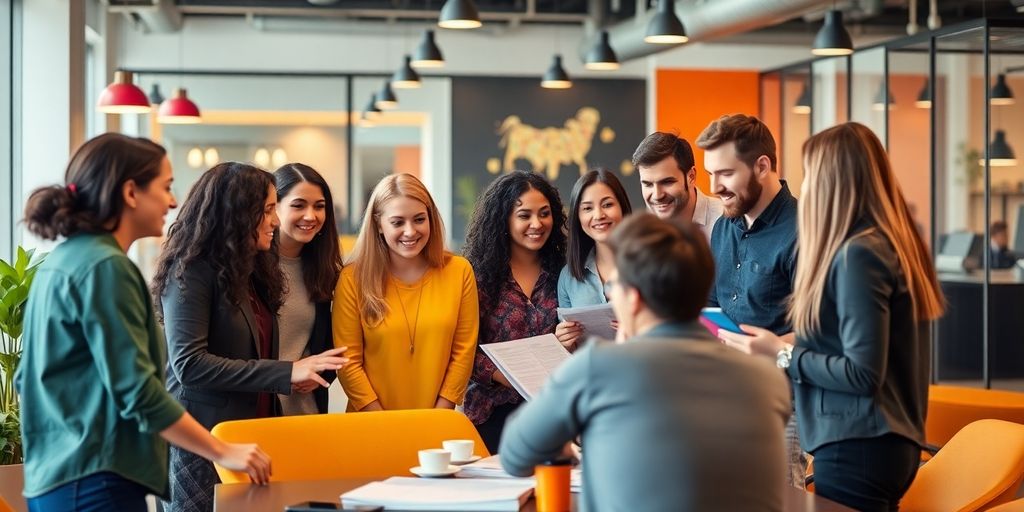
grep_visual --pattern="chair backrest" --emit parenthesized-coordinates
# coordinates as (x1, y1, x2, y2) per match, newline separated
(210, 409, 489, 483)
(0, 495, 13, 512)
(988, 498, 1024, 512)
(927, 385, 1024, 447)
(902, 419, 1024, 512)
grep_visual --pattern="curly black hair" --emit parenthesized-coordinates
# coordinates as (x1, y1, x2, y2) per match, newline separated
(463, 170, 567, 310)
(152, 162, 285, 316)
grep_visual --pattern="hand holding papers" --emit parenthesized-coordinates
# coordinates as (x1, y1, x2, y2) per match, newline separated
(480, 334, 570, 400)
(557, 303, 617, 341)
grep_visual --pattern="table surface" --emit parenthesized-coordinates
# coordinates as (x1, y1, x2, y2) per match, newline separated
(215, 477, 854, 512)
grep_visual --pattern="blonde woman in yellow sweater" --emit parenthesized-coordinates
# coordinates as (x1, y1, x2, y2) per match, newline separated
(334, 173, 479, 411)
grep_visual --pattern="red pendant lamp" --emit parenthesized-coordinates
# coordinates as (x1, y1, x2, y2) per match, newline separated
(158, 88, 202, 124)
(97, 71, 151, 114)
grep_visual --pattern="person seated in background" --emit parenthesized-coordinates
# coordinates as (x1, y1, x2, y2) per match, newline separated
(499, 213, 792, 512)
(990, 220, 1018, 269)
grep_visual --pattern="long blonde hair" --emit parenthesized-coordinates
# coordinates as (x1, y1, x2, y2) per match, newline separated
(347, 173, 449, 326)
(789, 122, 944, 335)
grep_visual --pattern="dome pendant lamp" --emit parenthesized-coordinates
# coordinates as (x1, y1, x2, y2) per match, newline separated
(438, 0, 482, 29)
(375, 81, 398, 110)
(157, 88, 201, 124)
(644, 0, 688, 45)
(148, 83, 166, 106)
(585, 30, 620, 70)
(792, 83, 811, 114)
(811, 10, 854, 56)
(915, 78, 931, 109)
(411, 30, 445, 68)
(97, 71, 151, 114)
(991, 74, 1015, 106)
(981, 130, 1018, 167)
(541, 55, 572, 89)
(364, 93, 382, 120)
(392, 55, 423, 89)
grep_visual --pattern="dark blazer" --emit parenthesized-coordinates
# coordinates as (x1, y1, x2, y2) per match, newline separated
(162, 260, 293, 430)
(309, 300, 335, 414)
(788, 224, 930, 453)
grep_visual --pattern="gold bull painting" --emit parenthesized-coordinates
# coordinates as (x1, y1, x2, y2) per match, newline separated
(497, 107, 601, 180)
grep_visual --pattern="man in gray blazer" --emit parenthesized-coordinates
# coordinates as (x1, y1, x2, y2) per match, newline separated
(500, 213, 792, 511)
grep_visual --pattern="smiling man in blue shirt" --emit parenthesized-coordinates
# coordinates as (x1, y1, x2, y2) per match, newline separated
(696, 113, 805, 488)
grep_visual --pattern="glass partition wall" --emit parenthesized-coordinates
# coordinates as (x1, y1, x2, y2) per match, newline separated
(760, 18, 1024, 391)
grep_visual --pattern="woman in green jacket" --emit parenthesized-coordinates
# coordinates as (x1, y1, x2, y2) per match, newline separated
(16, 133, 271, 512)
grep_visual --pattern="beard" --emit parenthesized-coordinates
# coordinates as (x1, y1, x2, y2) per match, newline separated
(722, 179, 763, 218)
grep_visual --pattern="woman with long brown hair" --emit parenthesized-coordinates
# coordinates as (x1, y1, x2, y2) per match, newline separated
(333, 173, 478, 412)
(719, 122, 943, 511)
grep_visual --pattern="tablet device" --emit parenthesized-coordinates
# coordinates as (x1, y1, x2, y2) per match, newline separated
(700, 307, 744, 334)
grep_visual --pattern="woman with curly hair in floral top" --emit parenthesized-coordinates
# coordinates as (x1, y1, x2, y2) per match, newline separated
(462, 170, 567, 453)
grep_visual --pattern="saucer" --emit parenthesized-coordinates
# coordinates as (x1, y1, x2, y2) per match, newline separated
(410, 465, 461, 478)
(451, 455, 483, 465)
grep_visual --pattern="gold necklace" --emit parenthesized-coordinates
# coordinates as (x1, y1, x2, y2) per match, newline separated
(392, 275, 424, 355)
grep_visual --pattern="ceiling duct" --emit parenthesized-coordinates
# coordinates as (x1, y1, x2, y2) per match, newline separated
(107, 0, 183, 33)
(581, 0, 828, 62)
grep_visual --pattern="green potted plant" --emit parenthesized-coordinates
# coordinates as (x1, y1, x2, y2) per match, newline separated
(0, 247, 45, 466)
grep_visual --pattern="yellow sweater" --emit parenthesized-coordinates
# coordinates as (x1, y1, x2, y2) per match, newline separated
(333, 255, 479, 411)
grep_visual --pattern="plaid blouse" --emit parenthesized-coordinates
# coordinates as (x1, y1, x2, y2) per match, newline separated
(463, 270, 559, 424)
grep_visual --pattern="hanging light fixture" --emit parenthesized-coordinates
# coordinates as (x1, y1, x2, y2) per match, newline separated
(187, 147, 204, 169)
(97, 71, 151, 114)
(978, 130, 1018, 167)
(364, 93, 382, 119)
(204, 148, 220, 168)
(158, 88, 202, 124)
(871, 82, 895, 111)
(541, 55, 572, 89)
(811, 10, 854, 56)
(438, 0, 481, 29)
(375, 82, 398, 110)
(148, 83, 166, 106)
(392, 55, 423, 89)
(411, 30, 445, 68)
(644, 0, 688, 45)
(991, 74, 1015, 106)
(792, 82, 811, 114)
(915, 78, 931, 109)
(254, 148, 271, 168)
(585, 30, 620, 70)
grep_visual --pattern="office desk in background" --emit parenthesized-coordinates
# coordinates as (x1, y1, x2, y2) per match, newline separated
(937, 269, 1024, 380)
(214, 477, 854, 512)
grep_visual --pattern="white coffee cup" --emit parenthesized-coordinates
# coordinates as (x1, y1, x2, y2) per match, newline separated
(418, 448, 452, 473)
(443, 439, 475, 461)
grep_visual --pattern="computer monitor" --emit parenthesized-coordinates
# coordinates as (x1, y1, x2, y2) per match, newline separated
(1014, 204, 1024, 254)
(937, 231, 983, 272)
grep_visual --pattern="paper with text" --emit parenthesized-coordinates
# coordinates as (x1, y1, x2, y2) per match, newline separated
(557, 303, 617, 341)
(481, 334, 570, 400)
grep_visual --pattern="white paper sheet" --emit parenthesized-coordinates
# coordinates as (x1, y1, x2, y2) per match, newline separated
(557, 303, 617, 341)
(480, 334, 570, 400)
(341, 476, 534, 511)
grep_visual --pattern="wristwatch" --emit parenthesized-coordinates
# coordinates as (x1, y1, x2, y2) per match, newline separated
(776, 344, 794, 370)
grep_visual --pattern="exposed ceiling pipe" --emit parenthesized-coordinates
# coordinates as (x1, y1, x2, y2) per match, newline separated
(580, 0, 830, 62)
(107, 0, 183, 33)
(178, 4, 588, 24)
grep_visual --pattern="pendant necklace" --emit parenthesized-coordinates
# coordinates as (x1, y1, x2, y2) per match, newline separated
(393, 275, 424, 355)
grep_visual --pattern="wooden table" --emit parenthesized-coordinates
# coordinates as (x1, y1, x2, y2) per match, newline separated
(215, 477, 854, 511)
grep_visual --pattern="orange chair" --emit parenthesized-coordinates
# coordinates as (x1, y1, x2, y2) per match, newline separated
(0, 495, 13, 512)
(988, 498, 1024, 512)
(927, 385, 1024, 448)
(901, 419, 1024, 512)
(210, 409, 489, 484)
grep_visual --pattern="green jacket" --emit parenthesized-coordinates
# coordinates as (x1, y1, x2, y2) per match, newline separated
(15, 233, 184, 498)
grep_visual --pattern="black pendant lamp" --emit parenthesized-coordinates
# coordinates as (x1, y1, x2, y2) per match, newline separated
(644, 0, 688, 45)
(541, 55, 572, 89)
(982, 130, 1018, 167)
(438, 0, 481, 29)
(915, 78, 931, 109)
(792, 82, 811, 114)
(364, 93, 382, 118)
(412, 30, 445, 68)
(148, 83, 166, 105)
(585, 30, 620, 70)
(392, 55, 422, 89)
(811, 10, 854, 56)
(375, 81, 398, 110)
(872, 82, 895, 111)
(991, 74, 1015, 106)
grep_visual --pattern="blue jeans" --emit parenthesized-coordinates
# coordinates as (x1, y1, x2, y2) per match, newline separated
(27, 472, 148, 512)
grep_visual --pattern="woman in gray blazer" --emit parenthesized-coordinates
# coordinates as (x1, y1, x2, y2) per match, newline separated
(152, 162, 348, 512)
(719, 122, 944, 511)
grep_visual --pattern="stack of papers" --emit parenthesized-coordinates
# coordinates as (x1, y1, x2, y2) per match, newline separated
(341, 477, 534, 511)
(457, 455, 583, 493)
(557, 303, 617, 341)
(480, 334, 570, 400)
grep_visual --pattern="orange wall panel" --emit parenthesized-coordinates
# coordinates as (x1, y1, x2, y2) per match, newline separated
(394, 145, 422, 178)
(656, 69, 761, 194)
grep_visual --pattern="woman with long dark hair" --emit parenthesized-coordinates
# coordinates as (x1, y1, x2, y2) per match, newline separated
(153, 162, 348, 512)
(555, 168, 633, 349)
(273, 163, 344, 414)
(17, 134, 270, 512)
(462, 170, 567, 453)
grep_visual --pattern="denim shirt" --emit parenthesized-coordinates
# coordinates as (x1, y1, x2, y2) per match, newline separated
(708, 181, 798, 335)
(557, 249, 609, 308)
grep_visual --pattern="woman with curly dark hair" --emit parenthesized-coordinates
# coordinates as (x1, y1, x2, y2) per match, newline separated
(462, 170, 567, 453)
(152, 162, 348, 512)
